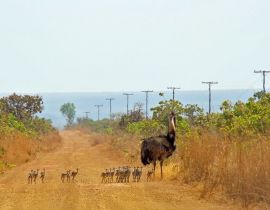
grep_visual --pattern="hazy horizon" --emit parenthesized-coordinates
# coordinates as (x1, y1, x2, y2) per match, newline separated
(0, 88, 264, 95)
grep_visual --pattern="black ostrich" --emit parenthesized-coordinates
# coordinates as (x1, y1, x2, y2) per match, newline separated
(141, 112, 176, 178)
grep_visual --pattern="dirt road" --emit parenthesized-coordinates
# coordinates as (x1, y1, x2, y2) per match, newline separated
(0, 131, 239, 210)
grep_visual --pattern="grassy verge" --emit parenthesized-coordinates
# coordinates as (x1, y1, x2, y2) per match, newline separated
(0, 131, 61, 173)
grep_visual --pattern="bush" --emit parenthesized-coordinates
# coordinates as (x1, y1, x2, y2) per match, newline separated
(126, 120, 164, 138)
(212, 92, 270, 136)
(26, 117, 55, 136)
(76, 117, 118, 134)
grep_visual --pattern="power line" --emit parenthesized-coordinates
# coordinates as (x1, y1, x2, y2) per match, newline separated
(167, 87, 180, 102)
(83, 111, 90, 119)
(106, 98, 115, 120)
(202, 81, 218, 114)
(142, 90, 153, 119)
(123, 93, 134, 115)
(254, 70, 270, 93)
(94, 105, 103, 121)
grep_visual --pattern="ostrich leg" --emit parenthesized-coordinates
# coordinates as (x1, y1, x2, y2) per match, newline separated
(153, 161, 156, 177)
(160, 160, 164, 179)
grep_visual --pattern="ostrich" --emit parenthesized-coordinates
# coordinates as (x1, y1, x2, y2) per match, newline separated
(61, 170, 70, 183)
(33, 169, 39, 184)
(147, 169, 154, 182)
(40, 168, 46, 183)
(101, 169, 108, 183)
(141, 112, 176, 178)
(28, 169, 34, 184)
(71, 168, 79, 181)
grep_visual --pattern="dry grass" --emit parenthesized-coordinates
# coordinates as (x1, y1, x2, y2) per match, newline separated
(76, 129, 141, 164)
(0, 131, 61, 171)
(39, 131, 62, 152)
(177, 132, 270, 207)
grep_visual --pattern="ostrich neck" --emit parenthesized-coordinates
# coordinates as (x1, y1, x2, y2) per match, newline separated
(167, 117, 176, 146)
(168, 117, 176, 134)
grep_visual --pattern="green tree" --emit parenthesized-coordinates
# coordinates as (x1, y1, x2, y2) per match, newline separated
(151, 100, 184, 126)
(60, 103, 76, 127)
(151, 100, 192, 134)
(0, 93, 43, 122)
(183, 104, 206, 126)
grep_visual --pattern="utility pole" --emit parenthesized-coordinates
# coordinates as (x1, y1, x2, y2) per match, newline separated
(254, 70, 270, 93)
(202, 81, 218, 114)
(142, 90, 153, 119)
(123, 93, 134, 115)
(167, 87, 181, 102)
(106, 98, 115, 120)
(94, 105, 103, 121)
(84, 111, 90, 119)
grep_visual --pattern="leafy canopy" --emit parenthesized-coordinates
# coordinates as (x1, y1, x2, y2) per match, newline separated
(0, 93, 43, 122)
(60, 103, 76, 126)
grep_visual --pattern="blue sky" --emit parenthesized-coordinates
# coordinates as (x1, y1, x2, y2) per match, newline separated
(0, 0, 269, 92)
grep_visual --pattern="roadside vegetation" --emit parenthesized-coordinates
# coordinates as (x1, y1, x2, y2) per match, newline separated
(0, 93, 61, 172)
(74, 91, 270, 207)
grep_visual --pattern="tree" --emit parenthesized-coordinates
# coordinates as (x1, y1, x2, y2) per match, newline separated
(60, 103, 76, 126)
(119, 102, 145, 127)
(0, 93, 43, 122)
(151, 100, 184, 126)
(184, 104, 206, 126)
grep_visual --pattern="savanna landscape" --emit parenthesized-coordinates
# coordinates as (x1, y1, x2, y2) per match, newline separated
(0, 92, 270, 210)
(1, 1, 270, 210)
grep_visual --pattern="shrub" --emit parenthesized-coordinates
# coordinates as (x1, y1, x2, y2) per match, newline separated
(126, 120, 164, 138)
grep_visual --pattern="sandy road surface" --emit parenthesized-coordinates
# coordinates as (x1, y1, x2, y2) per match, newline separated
(0, 130, 240, 210)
